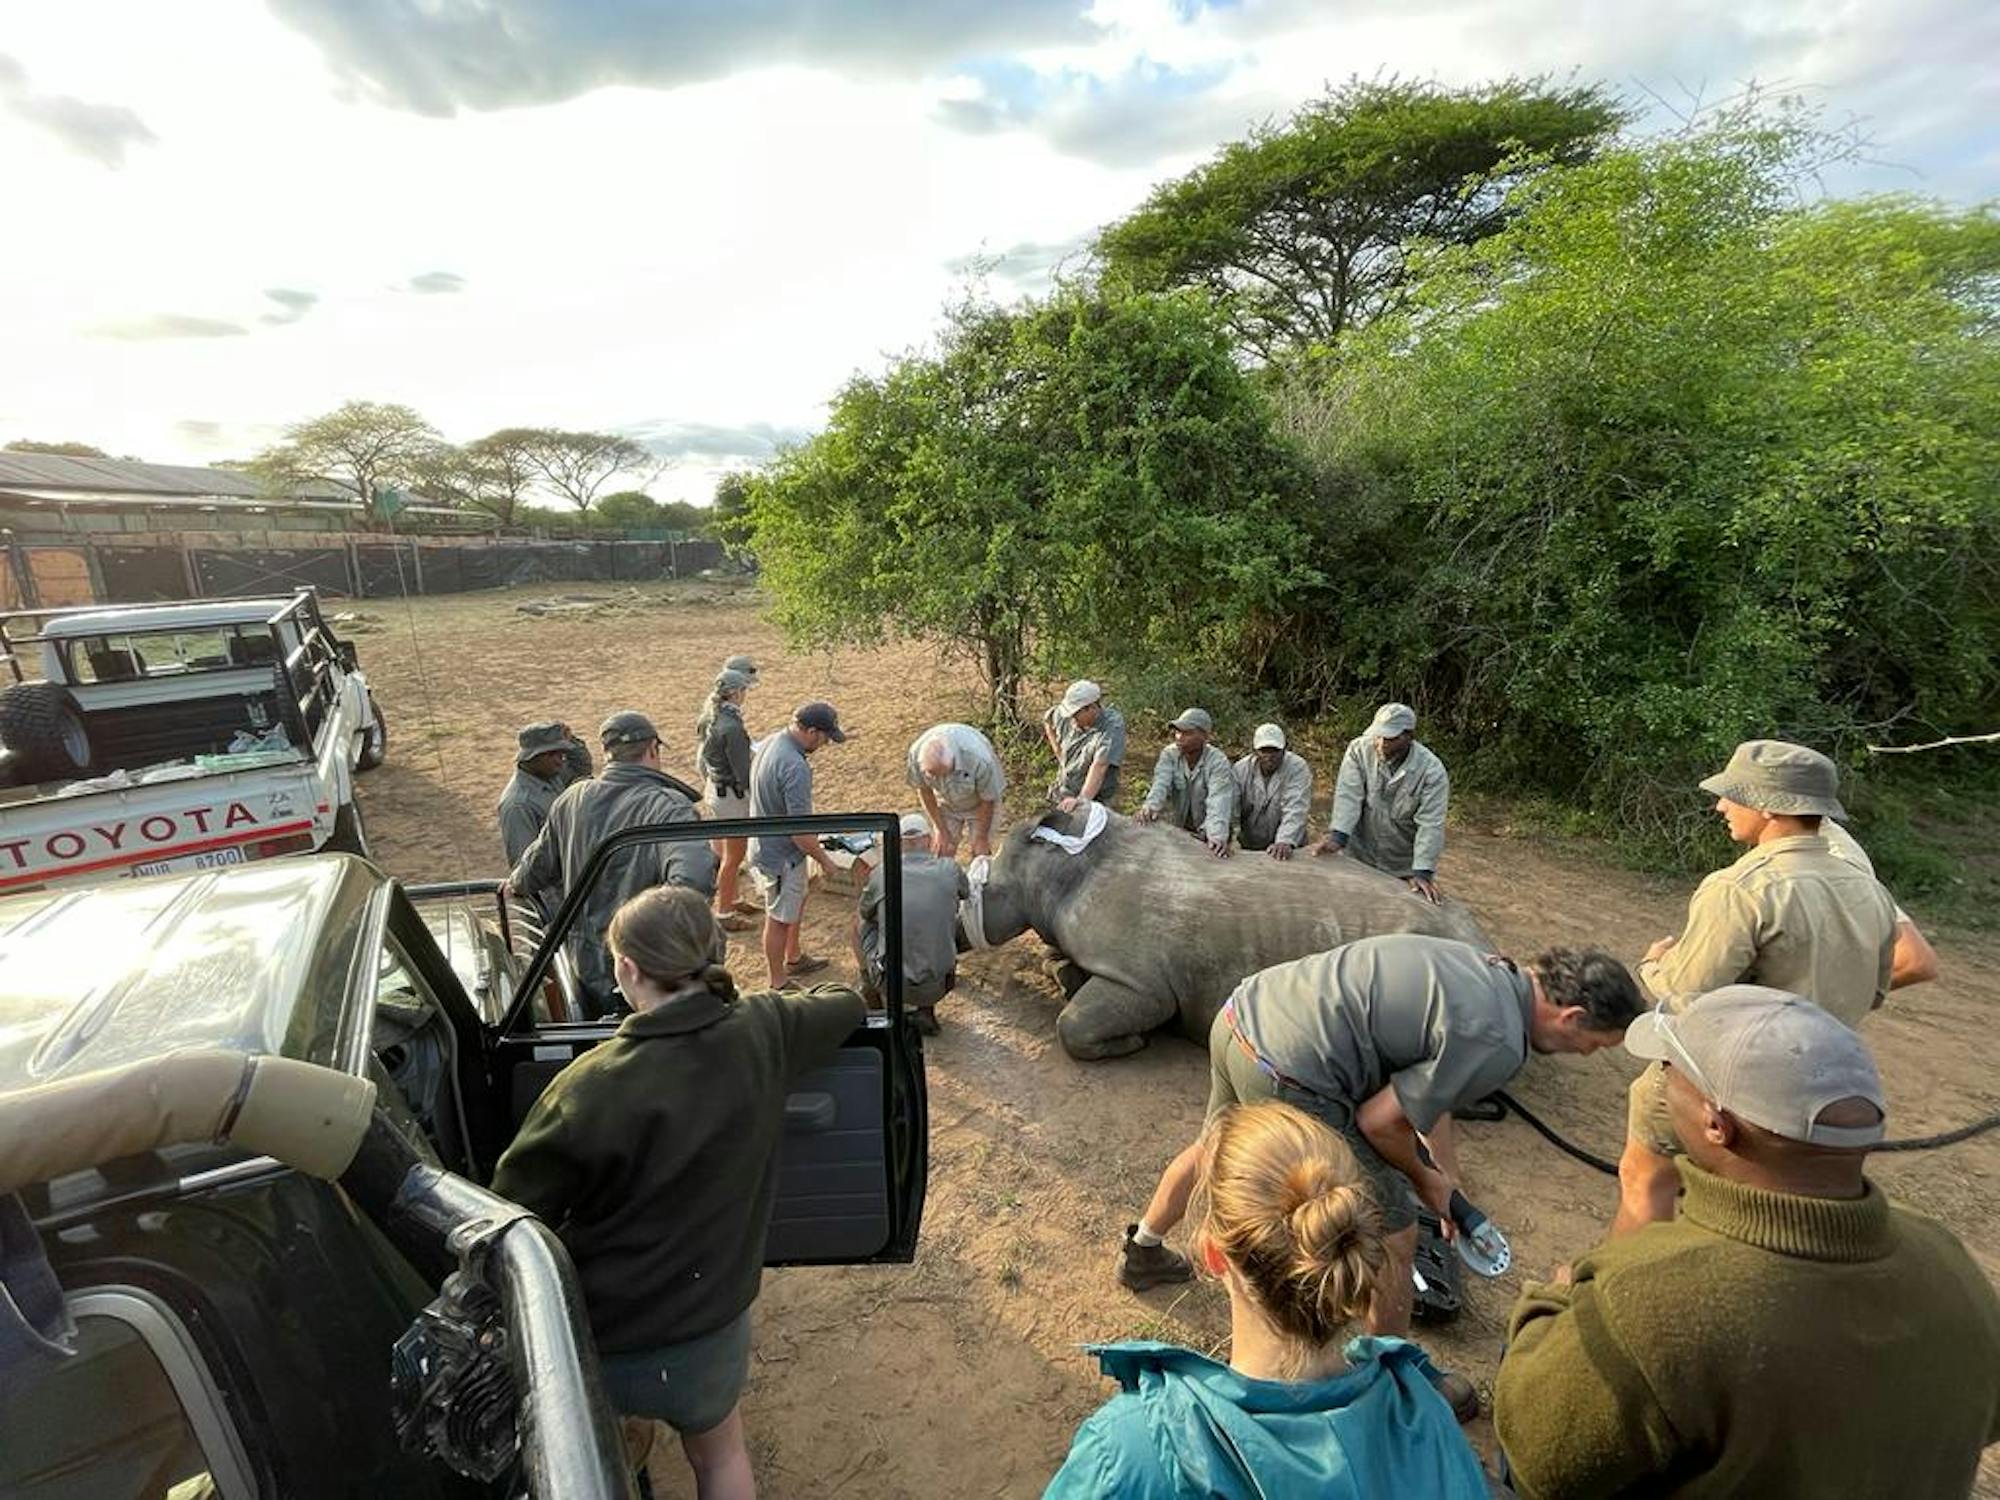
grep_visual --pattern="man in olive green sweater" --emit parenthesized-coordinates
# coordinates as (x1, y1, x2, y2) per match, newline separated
(1495, 986, 2000, 1499)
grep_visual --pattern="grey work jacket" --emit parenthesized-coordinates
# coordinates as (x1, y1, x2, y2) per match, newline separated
(698, 701, 753, 795)
(1330, 736, 1450, 877)
(1233, 750, 1313, 850)
(510, 762, 717, 1011)
(1142, 742, 1236, 845)
(498, 767, 565, 868)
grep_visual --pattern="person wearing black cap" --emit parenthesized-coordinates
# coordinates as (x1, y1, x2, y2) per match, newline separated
(748, 701, 849, 990)
(1496, 986, 2000, 1498)
(506, 709, 716, 1016)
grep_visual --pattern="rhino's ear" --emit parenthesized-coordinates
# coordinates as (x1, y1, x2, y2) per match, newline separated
(1034, 810, 1069, 832)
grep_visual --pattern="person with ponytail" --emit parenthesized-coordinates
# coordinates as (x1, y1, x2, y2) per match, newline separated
(696, 667, 757, 932)
(1047, 1102, 1488, 1499)
(492, 885, 864, 1500)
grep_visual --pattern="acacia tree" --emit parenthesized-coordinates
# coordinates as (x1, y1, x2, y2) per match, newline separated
(1096, 76, 1626, 361)
(457, 429, 545, 523)
(251, 400, 441, 507)
(515, 428, 656, 512)
(744, 290, 1318, 721)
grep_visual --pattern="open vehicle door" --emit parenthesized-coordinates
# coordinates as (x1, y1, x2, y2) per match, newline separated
(421, 810, 928, 1266)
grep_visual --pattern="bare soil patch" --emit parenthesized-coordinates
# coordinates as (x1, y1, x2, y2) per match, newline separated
(353, 581, 2000, 1498)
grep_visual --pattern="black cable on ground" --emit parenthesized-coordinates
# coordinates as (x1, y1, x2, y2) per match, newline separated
(1489, 1091, 2000, 1172)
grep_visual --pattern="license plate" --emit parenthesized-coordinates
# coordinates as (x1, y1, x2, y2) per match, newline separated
(134, 846, 248, 878)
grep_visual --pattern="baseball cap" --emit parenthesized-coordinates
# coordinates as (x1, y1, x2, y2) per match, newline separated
(716, 667, 752, 693)
(1698, 740, 1846, 819)
(1624, 985, 1886, 1147)
(1252, 723, 1286, 750)
(796, 701, 847, 742)
(1369, 702, 1417, 737)
(1061, 680, 1103, 714)
(599, 710, 660, 749)
(516, 721, 571, 763)
(898, 812, 931, 840)
(1169, 708, 1213, 734)
(723, 654, 759, 683)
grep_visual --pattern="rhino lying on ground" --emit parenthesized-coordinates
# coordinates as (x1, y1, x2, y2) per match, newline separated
(971, 807, 1492, 1059)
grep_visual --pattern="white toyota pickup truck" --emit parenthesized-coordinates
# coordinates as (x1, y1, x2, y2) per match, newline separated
(0, 590, 386, 893)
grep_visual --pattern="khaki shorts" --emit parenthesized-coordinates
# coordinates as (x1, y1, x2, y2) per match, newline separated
(1627, 1061, 1680, 1156)
(1204, 1011, 1417, 1232)
(704, 784, 749, 820)
(751, 860, 808, 924)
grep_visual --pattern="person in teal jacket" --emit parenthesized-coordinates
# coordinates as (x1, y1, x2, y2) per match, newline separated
(1047, 1102, 1487, 1499)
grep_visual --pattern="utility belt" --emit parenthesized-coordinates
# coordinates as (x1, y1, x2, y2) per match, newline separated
(709, 781, 746, 800)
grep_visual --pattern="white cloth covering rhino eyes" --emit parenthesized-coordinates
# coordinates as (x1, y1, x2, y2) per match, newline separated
(1030, 801, 1109, 854)
(961, 854, 995, 949)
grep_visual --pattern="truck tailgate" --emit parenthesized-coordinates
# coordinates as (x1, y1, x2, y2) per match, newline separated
(0, 764, 333, 892)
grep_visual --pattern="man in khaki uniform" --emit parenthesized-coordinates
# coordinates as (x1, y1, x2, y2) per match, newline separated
(1136, 707, 1233, 857)
(1612, 739, 1897, 1235)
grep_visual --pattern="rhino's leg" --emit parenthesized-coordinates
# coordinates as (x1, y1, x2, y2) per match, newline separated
(1057, 976, 1178, 1061)
(1040, 955, 1089, 998)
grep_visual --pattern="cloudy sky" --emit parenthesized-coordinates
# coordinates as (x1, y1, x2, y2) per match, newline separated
(1, 0, 1992, 505)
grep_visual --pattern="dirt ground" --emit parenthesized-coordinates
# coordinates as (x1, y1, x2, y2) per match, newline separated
(349, 580, 2000, 1498)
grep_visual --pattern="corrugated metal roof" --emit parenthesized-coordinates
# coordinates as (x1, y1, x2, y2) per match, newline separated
(0, 453, 350, 501)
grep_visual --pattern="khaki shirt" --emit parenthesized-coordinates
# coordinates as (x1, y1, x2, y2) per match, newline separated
(1330, 736, 1450, 876)
(906, 723, 1006, 815)
(1639, 833, 1896, 1024)
(1141, 741, 1235, 845)
(1045, 703, 1127, 802)
(1232, 750, 1313, 850)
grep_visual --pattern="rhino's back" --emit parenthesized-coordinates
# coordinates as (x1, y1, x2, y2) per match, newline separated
(1053, 828, 1489, 1041)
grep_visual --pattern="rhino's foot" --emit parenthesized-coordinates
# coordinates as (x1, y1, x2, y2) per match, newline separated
(1057, 976, 1178, 1062)
(1040, 956, 1090, 998)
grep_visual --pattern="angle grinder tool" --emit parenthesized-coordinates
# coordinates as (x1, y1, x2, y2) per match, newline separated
(1448, 1190, 1512, 1278)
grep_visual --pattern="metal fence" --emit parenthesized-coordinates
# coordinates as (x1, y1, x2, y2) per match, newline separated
(1, 535, 732, 608)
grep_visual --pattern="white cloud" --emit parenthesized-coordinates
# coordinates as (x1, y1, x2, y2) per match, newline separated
(0, 0, 1988, 475)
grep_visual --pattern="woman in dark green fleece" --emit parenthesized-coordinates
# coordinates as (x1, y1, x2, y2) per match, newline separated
(492, 885, 864, 1500)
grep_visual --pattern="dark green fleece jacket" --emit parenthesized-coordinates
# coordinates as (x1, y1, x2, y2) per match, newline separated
(1495, 1160, 2000, 1499)
(491, 982, 864, 1352)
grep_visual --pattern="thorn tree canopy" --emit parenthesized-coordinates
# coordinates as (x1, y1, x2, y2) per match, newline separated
(1095, 76, 1627, 361)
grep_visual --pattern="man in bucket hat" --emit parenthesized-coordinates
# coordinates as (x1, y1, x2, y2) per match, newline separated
(1497, 987, 2000, 1499)
(496, 720, 593, 868)
(1043, 679, 1128, 810)
(1315, 701, 1451, 902)
(1611, 739, 1897, 1235)
(506, 711, 715, 1016)
(1136, 708, 1234, 857)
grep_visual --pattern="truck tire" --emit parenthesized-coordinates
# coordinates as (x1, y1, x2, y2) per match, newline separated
(0, 683, 92, 782)
(325, 800, 371, 858)
(355, 692, 387, 772)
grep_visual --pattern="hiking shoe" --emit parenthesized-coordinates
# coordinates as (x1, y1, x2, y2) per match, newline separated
(911, 1007, 941, 1036)
(1428, 1367, 1481, 1424)
(732, 899, 763, 916)
(1117, 1225, 1193, 1291)
(716, 911, 758, 933)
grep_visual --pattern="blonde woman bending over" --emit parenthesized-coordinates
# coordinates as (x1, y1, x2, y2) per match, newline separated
(1047, 1102, 1487, 1499)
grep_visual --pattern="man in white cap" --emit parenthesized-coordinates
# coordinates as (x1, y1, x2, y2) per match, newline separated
(749, 701, 849, 989)
(1232, 722, 1313, 859)
(1496, 986, 2000, 1499)
(1315, 701, 1450, 901)
(1043, 679, 1127, 810)
(1136, 708, 1234, 857)
(853, 812, 972, 1036)
(907, 723, 1006, 859)
(506, 710, 715, 1016)
(1614, 739, 1898, 1235)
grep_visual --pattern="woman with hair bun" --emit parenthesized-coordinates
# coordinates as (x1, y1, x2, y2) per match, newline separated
(1047, 1102, 1487, 1499)
(493, 885, 863, 1500)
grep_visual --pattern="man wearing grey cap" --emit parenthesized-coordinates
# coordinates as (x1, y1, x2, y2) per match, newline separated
(1043, 679, 1128, 810)
(1136, 708, 1234, 857)
(749, 702, 849, 989)
(1232, 722, 1313, 859)
(1615, 739, 1897, 1235)
(1496, 986, 2000, 1499)
(853, 813, 972, 1035)
(1315, 702, 1450, 902)
(506, 710, 716, 1016)
(496, 721, 593, 869)
(907, 722, 1006, 859)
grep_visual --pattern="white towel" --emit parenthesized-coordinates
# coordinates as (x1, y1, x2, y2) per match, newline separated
(1030, 800, 1108, 854)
